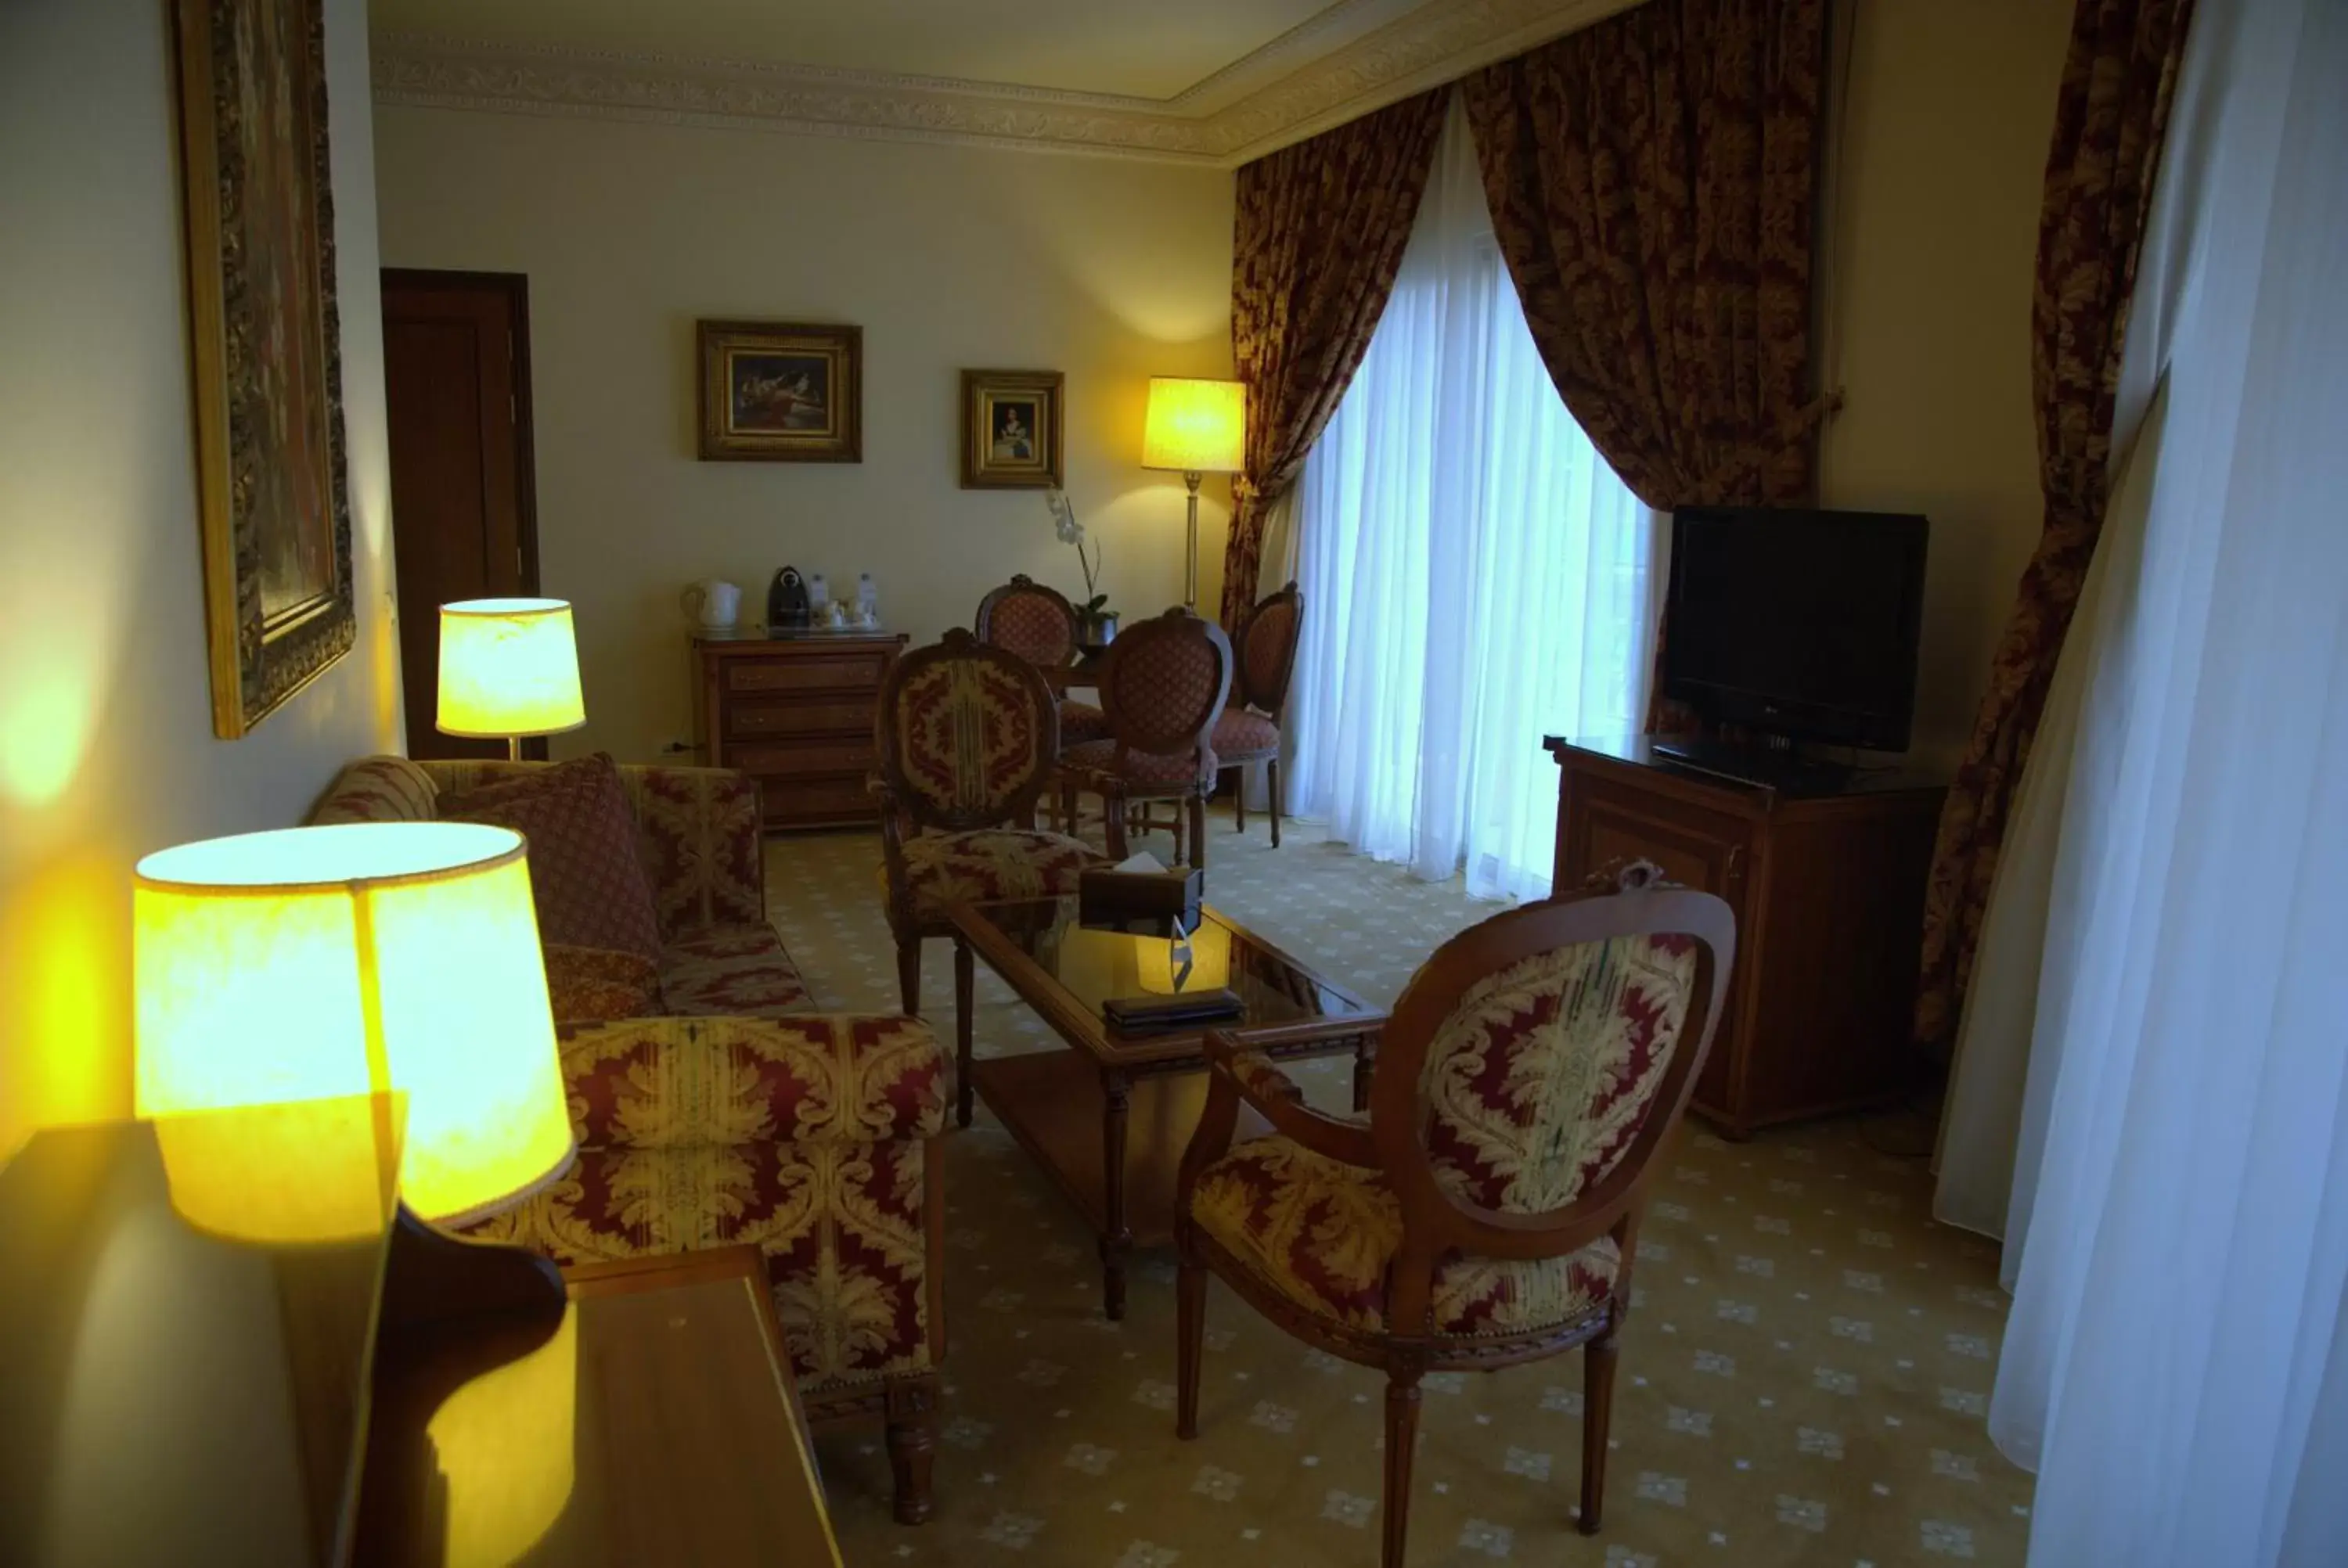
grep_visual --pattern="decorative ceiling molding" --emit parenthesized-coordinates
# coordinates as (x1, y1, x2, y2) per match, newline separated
(370, 0, 1637, 168)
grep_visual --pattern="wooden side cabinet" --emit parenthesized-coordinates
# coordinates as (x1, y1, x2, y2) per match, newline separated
(693, 632, 906, 830)
(1547, 735, 1946, 1138)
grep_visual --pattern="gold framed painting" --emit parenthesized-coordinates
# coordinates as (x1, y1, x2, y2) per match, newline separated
(961, 369, 1064, 490)
(175, 0, 357, 739)
(697, 320, 863, 462)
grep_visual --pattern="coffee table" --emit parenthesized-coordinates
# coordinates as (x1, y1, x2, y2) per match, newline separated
(948, 895, 1385, 1318)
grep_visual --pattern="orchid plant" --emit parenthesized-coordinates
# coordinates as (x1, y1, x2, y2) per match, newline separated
(1046, 489, 1111, 621)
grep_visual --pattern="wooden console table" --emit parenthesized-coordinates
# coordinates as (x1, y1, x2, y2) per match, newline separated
(1548, 735, 1946, 1138)
(691, 631, 906, 830)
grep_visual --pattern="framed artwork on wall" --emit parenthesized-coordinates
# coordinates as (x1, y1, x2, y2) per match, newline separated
(697, 320, 863, 462)
(961, 369, 1064, 489)
(174, 0, 358, 738)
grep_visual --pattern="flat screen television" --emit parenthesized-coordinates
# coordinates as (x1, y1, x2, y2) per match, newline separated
(1659, 507, 1928, 752)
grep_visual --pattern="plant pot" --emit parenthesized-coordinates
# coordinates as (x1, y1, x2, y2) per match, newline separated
(1077, 610, 1119, 649)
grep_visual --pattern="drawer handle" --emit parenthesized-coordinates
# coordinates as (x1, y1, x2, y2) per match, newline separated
(1725, 844, 1745, 883)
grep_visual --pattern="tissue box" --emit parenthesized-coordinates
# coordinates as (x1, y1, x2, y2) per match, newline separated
(1078, 863, 1203, 930)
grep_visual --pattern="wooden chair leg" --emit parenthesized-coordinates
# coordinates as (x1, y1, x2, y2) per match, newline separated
(1381, 1371, 1423, 1568)
(1267, 757, 1283, 849)
(884, 1377, 938, 1525)
(953, 937, 976, 1127)
(895, 937, 921, 1016)
(1579, 1331, 1619, 1534)
(1232, 763, 1246, 831)
(1176, 1246, 1206, 1440)
(1189, 792, 1208, 871)
(1104, 789, 1131, 860)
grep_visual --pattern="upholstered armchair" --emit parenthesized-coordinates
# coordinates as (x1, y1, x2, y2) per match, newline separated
(1055, 607, 1234, 868)
(1173, 865, 1735, 1566)
(1213, 581, 1304, 845)
(975, 573, 1108, 746)
(874, 629, 1109, 1023)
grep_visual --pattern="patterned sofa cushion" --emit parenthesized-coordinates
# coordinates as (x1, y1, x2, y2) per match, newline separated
(442, 753, 666, 969)
(546, 944, 665, 1023)
(1190, 1135, 1619, 1337)
(661, 926, 813, 1017)
(892, 827, 1104, 926)
(309, 756, 438, 824)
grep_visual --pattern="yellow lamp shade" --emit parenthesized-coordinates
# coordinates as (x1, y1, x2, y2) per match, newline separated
(134, 822, 576, 1228)
(1142, 377, 1247, 474)
(152, 1093, 403, 1246)
(437, 598, 586, 740)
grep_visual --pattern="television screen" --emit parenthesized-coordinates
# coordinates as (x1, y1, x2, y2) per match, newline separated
(1661, 508, 1928, 750)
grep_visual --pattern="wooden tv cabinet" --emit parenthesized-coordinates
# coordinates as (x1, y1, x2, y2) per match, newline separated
(1547, 735, 1946, 1138)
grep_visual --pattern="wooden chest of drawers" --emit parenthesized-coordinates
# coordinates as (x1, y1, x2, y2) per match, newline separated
(692, 632, 906, 830)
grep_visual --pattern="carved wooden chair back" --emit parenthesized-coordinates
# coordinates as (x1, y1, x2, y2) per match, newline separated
(1236, 581, 1304, 717)
(974, 575, 1080, 672)
(1096, 608, 1233, 785)
(1365, 867, 1736, 1337)
(875, 628, 1060, 833)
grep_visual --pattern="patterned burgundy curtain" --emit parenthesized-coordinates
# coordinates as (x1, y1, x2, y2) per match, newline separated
(1459, 0, 1831, 514)
(1219, 90, 1449, 630)
(1913, 0, 2195, 1049)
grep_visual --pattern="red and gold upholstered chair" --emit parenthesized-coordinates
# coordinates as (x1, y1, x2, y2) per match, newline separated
(1213, 581, 1304, 846)
(1173, 864, 1736, 1567)
(975, 573, 1109, 750)
(875, 628, 1109, 1027)
(1055, 607, 1234, 869)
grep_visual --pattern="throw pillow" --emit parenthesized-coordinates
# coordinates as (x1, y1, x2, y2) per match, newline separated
(543, 944, 663, 1023)
(443, 753, 665, 967)
(435, 751, 619, 815)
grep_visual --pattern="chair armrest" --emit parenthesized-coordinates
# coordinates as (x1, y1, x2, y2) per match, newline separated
(559, 1014, 946, 1149)
(614, 764, 767, 936)
(1196, 1030, 1377, 1167)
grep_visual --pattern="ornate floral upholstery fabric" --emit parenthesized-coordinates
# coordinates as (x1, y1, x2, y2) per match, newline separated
(890, 656, 1050, 818)
(444, 753, 667, 966)
(469, 1014, 947, 1388)
(1061, 738, 1219, 789)
(984, 588, 1077, 670)
(1211, 710, 1280, 761)
(1915, 0, 2196, 1048)
(308, 755, 438, 824)
(661, 925, 814, 1017)
(1059, 699, 1110, 745)
(1191, 1134, 1619, 1337)
(1422, 933, 1699, 1212)
(894, 828, 1103, 925)
(1223, 90, 1449, 628)
(546, 944, 664, 1024)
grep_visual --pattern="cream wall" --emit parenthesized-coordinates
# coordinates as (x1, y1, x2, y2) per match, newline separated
(0, 0, 403, 1158)
(1819, 0, 2074, 764)
(373, 109, 1237, 764)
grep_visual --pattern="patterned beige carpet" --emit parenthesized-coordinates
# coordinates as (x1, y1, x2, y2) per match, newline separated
(766, 817, 2033, 1567)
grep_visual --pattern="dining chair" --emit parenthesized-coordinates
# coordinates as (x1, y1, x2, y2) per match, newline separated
(1212, 581, 1303, 846)
(975, 574, 1107, 747)
(1055, 607, 1233, 869)
(1172, 861, 1735, 1566)
(875, 629, 1108, 1030)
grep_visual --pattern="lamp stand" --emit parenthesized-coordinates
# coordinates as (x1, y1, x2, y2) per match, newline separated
(1183, 469, 1203, 611)
(506, 735, 523, 763)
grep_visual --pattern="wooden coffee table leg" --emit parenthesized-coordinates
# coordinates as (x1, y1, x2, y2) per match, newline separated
(1352, 1036, 1376, 1113)
(954, 937, 976, 1128)
(1100, 1072, 1133, 1321)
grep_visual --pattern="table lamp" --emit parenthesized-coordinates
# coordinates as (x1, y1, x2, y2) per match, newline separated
(1142, 377, 1247, 611)
(437, 598, 587, 760)
(133, 820, 576, 1233)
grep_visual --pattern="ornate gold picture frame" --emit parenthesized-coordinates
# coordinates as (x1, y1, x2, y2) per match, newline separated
(175, 0, 358, 738)
(961, 369, 1065, 489)
(697, 320, 863, 462)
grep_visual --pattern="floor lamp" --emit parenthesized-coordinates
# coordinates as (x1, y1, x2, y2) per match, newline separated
(437, 598, 587, 760)
(1142, 378, 1247, 613)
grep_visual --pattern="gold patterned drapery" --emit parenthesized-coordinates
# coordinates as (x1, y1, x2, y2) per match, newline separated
(1913, 0, 2195, 1049)
(1219, 89, 1448, 630)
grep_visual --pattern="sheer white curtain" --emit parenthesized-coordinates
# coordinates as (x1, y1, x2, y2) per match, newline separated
(1975, 1, 2348, 1560)
(1285, 95, 1655, 901)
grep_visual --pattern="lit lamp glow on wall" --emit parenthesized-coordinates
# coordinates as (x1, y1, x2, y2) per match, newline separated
(438, 598, 586, 760)
(1142, 377, 1247, 611)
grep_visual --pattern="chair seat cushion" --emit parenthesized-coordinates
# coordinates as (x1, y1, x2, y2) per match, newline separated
(1190, 1135, 1619, 1338)
(896, 828, 1104, 925)
(1059, 699, 1110, 745)
(659, 924, 814, 1016)
(1060, 738, 1218, 789)
(1211, 709, 1280, 758)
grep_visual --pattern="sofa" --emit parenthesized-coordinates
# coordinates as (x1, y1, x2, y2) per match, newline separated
(310, 755, 947, 1522)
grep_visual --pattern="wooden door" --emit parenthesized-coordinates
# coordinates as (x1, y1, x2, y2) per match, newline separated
(380, 269, 541, 760)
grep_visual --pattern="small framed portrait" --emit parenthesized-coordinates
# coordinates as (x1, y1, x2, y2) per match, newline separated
(697, 319, 862, 462)
(961, 369, 1064, 489)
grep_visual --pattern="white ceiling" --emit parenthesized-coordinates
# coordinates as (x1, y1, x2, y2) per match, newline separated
(369, 0, 1372, 102)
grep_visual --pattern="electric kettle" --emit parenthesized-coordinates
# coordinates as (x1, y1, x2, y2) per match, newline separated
(680, 579, 741, 631)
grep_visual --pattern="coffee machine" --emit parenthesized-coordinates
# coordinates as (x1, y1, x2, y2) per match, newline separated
(767, 566, 810, 631)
